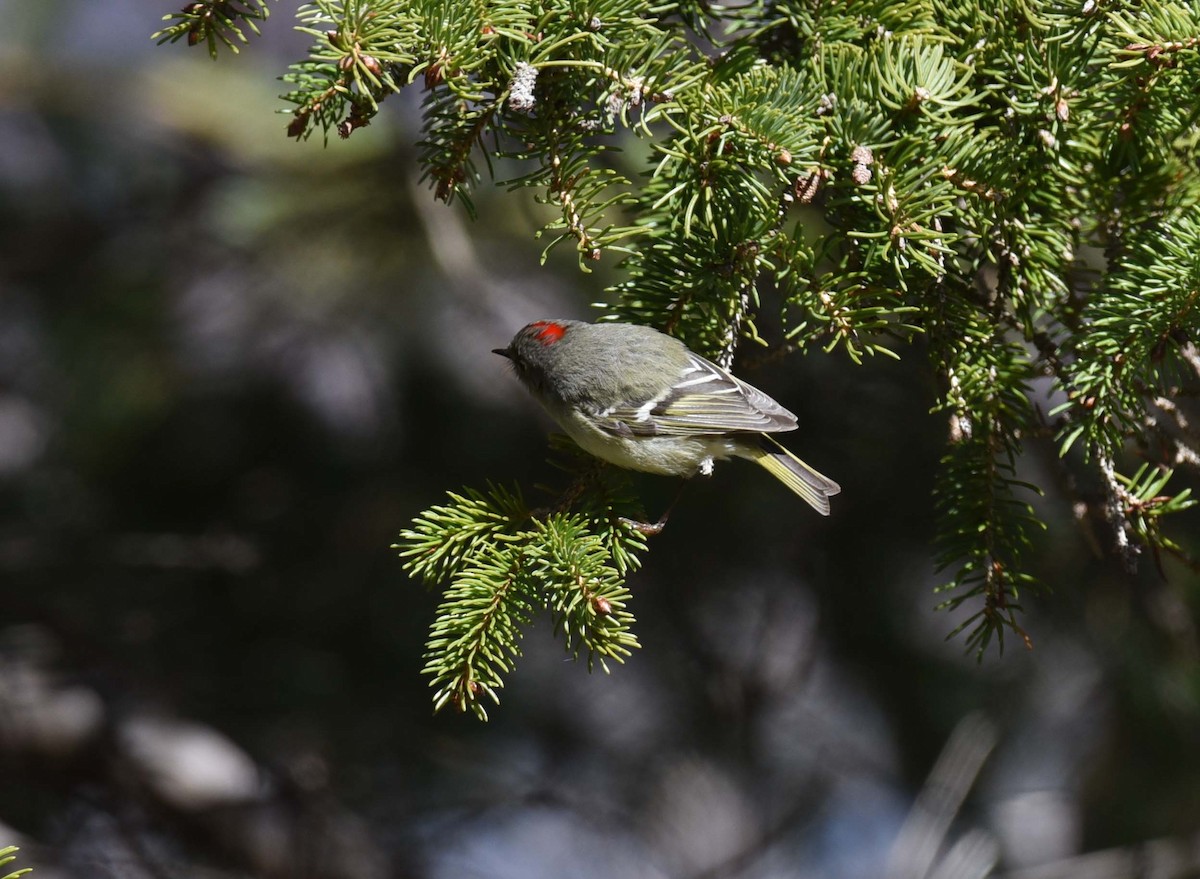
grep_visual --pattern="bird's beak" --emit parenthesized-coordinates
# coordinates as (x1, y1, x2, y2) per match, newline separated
(492, 347, 512, 359)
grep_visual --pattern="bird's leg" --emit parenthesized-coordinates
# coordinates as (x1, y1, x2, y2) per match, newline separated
(619, 480, 690, 536)
(619, 514, 669, 536)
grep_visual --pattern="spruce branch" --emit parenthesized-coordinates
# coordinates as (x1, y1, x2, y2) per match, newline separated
(395, 438, 647, 720)
(154, 0, 271, 59)
(1107, 461, 1198, 575)
(397, 482, 531, 587)
(1110, 5, 1200, 67)
(930, 280, 1045, 657)
(935, 451, 1040, 658)
(157, 0, 1200, 665)
(283, 1, 415, 141)
(933, 401, 1045, 657)
(1058, 208, 1200, 458)
(421, 543, 538, 718)
(534, 515, 639, 671)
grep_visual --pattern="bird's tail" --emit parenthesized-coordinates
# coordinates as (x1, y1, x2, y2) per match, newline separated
(743, 435, 841, 516)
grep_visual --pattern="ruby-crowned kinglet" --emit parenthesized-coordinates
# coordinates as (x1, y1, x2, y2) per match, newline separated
(494, 320, 840, 515)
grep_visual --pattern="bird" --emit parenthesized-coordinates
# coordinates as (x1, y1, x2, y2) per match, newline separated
(493, 319, 840, 516)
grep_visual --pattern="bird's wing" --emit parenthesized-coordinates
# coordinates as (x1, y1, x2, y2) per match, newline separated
(590, 351, 798, 437)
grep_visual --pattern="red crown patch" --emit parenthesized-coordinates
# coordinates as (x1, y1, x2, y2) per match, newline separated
(529, 320, 567, 344)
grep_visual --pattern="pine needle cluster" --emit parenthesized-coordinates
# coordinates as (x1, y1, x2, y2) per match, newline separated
(158, 0, 1200, 712)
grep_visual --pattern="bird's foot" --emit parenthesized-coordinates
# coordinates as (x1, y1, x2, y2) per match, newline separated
(619, 513, 669, 536)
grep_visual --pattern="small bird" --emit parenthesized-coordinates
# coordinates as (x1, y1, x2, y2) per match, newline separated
(494, 320, 840, 516)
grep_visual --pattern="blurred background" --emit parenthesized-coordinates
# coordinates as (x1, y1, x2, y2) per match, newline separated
(2, 3, 1199, 877)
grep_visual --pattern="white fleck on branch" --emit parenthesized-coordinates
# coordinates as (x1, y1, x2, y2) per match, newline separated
(507, 62, 538, 112)
(1099, 455, 1138, 573)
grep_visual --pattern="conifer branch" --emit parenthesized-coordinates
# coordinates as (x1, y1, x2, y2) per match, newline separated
(930, 284, 1045, 657)
(394, 439, 647, 719)
(154, 0, 271, 59)
(158, 0, 1200, 685)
